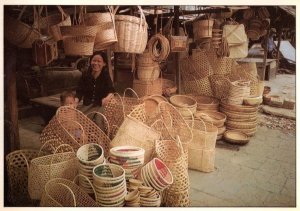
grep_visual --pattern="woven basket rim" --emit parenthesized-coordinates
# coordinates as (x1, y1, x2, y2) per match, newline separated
(169, 95, 197, 108)
(223, 130, 249, 144)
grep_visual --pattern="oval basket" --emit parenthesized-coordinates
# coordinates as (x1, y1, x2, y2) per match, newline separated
(223, 130, 250, 145)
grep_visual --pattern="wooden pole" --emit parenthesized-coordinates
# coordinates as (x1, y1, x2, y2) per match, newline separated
(5, 42, 20, 151)
(262, 29, 270, 80)
(106, 49, 114, 82)
(275, 28, 282, 74)
(174, 6, 181, 94)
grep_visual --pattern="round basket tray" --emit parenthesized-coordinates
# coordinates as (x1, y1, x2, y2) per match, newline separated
(187, 94, 219, 108)
(194, 111, 226, 127)
(169, 95, 197, 108)
(220, 99, 258, 113)
(243, 96, 263, 106)
(226, 119, 258, 129)
(223, 130, 250, 145)
(225, 127, 257, 137)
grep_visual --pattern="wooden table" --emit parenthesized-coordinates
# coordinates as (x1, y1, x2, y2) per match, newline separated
(237, 58, 277, 81)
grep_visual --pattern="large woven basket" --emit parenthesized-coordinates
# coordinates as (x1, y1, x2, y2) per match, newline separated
(133, 78, 163, 97)
(187, 94, 219, 111)
(137, 64, 160, 81)
(193, 18, 214, 40)
(191, 49, 214, 78)
(5, 16, 41, 48)
(113, 6, 148, 54)
(6, 149, 48, 206)
(60, 25, 98, 56)
(83, 8, 118, 50)
(227, 80, 251, 105)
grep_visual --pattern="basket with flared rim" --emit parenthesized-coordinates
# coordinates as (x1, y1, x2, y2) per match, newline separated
(83, 6, 118, 50)
(113, 6, 148, 54)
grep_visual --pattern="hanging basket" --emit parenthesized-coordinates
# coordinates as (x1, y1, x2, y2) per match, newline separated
(193, 18, 214, 40)
(83, 7, 118, 50)
(113, 6, 148, 54)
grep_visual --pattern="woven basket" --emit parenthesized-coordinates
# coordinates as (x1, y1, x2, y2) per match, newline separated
(5, 16, 41, 48)
(220, 108, 257, 120)
(40, 176, 98, 207)
(209, 75, 230, 100)
(133, 78, 163, 97)
(138, 49, 157, 67)
(194, 111, 226, 127)
(137, 64, 160, 81)
(83, 8, 118, 50)
(225, 126, 257, 137)
(227, 80, 251, 105)
(113, 6, 148, 54)
(110, 104, 161, 163)
(187, 94, 219, 111)
(28, 145, 78, 200)
(193, 18, 214, 40)
(33, 6, 71, 41)
(226, 120, 258, 129)
(182, 74, 213, 97)
(191, 49, 214, 78)
(162, 188, 190, 207)
(223, 130, 249, 145)
(220, 99, 258, 113)
(6, 149, 48, 206)
(155, 138, 189, 202)
(161, 78, 177, 96)
(60, 25, 98, 56)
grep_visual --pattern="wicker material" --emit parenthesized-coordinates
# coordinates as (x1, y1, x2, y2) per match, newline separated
(40, 176, 98, 207)
(193, 18, 214, 40)
(147, 33, 170, 62)
(110, 104, 161, 163)
(169, 95, 197, 118)
(220, 99, 258, 113)
(225, 126, 257, 137)
(5, 16, 41, 48)
(28, 145, 78, 200)
(122, 88, 144, 117)
(133, 78, 163, 97)
(113, 6, 148, 54)
(137, 65, 160, 81)
(223, 130, 249, 145)
(194, 111, 226, 127)
(60, 25, 98, 56)
(209, 74, 230, 100)
(226, 120, 258, 129)
(162, 188, 190, 207)
(220, 108, 258, 120)
(83, 9, 118, 50)
(227, 80, 251, 105)
(40, 106, 111, 156)
(187, 94, 219, 111)
(5, 150, 48, 206)
(191, 49, 214, 78)
(187, 119, 218, 172)
(155, 138, 190, 206)
(182, 74, 213, 97)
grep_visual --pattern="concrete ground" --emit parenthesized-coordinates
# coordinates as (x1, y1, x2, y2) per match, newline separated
(16, 73, 296, 207)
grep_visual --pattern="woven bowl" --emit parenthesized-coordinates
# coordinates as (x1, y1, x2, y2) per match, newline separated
(170, 95, 197, 108)
(243, 96, 263, 106)
(77, 143, 104, 166)
(220, 99, 258, 113)
(223, 130, 249, 145)
(194, 111, 226, 127)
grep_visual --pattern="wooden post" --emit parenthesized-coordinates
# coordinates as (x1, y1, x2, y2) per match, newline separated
(5, 42, 20, 151)
(275, 28, 282, 74)
(262, 29, 270, 81)
(174, 6, 181, 93)
(106, 49, 114, 82)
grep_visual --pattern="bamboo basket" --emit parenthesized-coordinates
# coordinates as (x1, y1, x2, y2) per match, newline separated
(83, 8, 118, 50)
(113, 6, 148, 54)
(133, 78, 163, 97)
(6, 149, 48, 206)
(191, 49, 214, 78)
(227, 80, 251, 105)
(220, 99, 258, 113)
(193, 18, 214, 40)
(194, 111, 226, 127)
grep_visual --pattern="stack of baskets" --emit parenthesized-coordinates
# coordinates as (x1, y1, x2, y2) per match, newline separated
(76, 143, 105, 194)
(92, 164, 127, 207)
(211, 28, 223, 48)
(220, 99, 258, 137)
(187, 94, 219, 112)
(227, 80, 251, 105)
(194, 111, 227, 141)
(109, 146, 145, 181)
(133, 49, 162, 97)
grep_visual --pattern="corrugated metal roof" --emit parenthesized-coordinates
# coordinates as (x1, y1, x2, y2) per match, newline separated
(279, 6, 295, 18)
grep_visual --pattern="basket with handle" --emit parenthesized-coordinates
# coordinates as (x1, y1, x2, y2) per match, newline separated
(40, 174, 98, 207)
(28, 144, 78, 200)
(110, 104, 161, 163)
(32, 6, 71, 41)
(60, 7, 98, 56)
(113, 6, 148, 54)
(4, 6, 42, 48)
(5, 149, 48, 206)
(186, 118, 218, 172)
(83, 6, 118, 50)
(122, 88, 144, 117)
(168, 17, 188, 52)
(193, 16, 214, 40)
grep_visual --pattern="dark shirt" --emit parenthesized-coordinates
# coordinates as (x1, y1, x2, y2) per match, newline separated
(76, 67, 115, 106)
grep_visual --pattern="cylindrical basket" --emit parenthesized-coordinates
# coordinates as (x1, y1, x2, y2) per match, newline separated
(193, 18, 214, 40)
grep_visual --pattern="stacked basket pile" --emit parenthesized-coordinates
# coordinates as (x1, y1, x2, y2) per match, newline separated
(169, 95, 197, 119)
(108, 146, 145, 181)
(220, 99, 259, 137)
(92, 164, 127, 207)
(133, 49, 162, 97)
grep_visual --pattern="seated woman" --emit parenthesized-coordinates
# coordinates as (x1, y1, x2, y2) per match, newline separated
(75, 51, 115, 130)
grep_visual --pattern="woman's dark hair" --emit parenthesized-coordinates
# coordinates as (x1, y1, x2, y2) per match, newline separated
(89, 51, 108, 65)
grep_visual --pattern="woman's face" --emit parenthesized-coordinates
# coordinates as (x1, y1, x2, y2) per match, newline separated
(90, 54, 106, 72)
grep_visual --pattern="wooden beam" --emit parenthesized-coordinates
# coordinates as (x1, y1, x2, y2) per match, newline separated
(106, 49, 114, 82)
(5, 42, 20, 151)
(262, 29, 270, 81)
(174, 6, 181, 94)
(162, 7, 231, 17)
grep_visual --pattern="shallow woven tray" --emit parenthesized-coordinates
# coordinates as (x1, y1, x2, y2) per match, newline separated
(220, 99, 258, 113)
(223, 130, 249, 145)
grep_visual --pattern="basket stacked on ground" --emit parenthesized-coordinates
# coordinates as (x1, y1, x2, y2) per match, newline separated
(194, 111, 227, 140)
(220, 99, 258, 137)
(139, 158, 173, 192)
(227, 80, 251, 105)
(186, 119, 218, 172)
(93, 164, 127, 207)
(187, 94, 219, 111)
(109, 146, 145, 181)
(113, 6, 148, 54)
(133, 50, 162, 97)
(156, 138, 190, 207)
(138, 185, 162, 207)
(76, 143, 105, 194)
